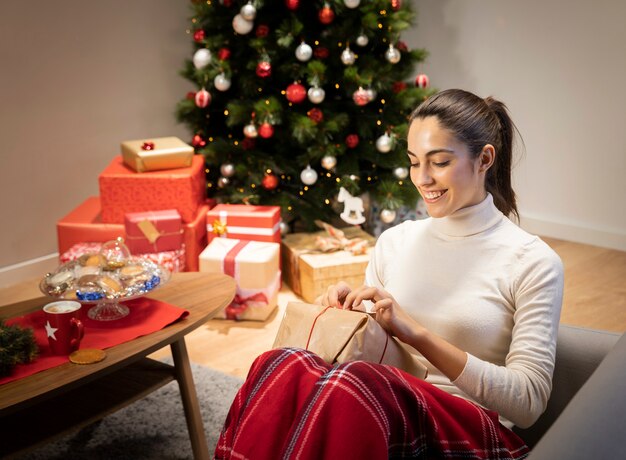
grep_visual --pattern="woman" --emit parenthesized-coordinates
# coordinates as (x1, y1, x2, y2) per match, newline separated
(216, 89, 564, 459)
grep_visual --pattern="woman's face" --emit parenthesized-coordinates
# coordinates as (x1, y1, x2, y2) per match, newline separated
(407, 116, 491, 218)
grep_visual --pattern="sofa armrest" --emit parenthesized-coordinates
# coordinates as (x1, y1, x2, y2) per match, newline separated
(528, 329, 625, 458)
(515, 324, 620, 448)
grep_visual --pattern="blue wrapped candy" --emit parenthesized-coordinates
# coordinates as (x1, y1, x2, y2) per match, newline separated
(144, 275, 160, 291)
(76, 290, 105, 301)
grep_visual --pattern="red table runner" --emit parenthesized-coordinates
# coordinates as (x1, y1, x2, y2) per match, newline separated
(0, 297, 189, 385)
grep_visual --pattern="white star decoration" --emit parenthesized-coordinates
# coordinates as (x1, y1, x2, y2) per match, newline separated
(45, 321, 58, 340)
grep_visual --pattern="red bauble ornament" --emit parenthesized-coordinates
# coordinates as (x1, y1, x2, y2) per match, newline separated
(286, 83, 306, 103)
(258, 122, 274, 138)
(396, 41, 408, 52)
(307, 108, 323, 123)
(195, 88, 211, 108)
(193, 29, 205, 43)
(352, 87, 370, 106)
(346, 134, 359, 149)
(261, 173, 279, 190)
(256, 24, 269, 38)
(313, 47, 329, 59)
(285, 0, 299, 10)
(186, 91, 196, 100)
(242, 138, 256, 150)
(256, 61, 272, 78)
(392, 81, 407, 93)
(391, 0, 402, 11)
(218, 47, 231, 60)
(192, 134, 206, 148)
(221, 0, 234, 6)
(319, 5, 335, 24)
(415, 73, 430, 89)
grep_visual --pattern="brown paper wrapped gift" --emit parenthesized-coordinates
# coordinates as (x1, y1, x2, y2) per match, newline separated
(121, 136, 194, 173)
(273, 302, 428, 379)
(281, 226, 375, 303)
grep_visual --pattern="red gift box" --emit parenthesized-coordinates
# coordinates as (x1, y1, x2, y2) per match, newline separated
(183, 203, 209, 272)
(57, 197, 125, 254)
(98, 155, 206, 224)
(206, 204, 281, 244)
(124, 209, 183, 254)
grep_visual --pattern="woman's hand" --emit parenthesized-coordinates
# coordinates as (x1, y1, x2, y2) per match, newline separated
(315, 281, 352, 308)
(343, 286, 427, 345)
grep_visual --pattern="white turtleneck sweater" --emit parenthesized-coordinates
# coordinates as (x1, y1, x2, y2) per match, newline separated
(364, 194, 564, 429)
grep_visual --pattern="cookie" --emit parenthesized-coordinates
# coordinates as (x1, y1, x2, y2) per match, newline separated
(69, 348, 106, 365)
(98, 275, 123, 293)
(119, 264, 145, 278)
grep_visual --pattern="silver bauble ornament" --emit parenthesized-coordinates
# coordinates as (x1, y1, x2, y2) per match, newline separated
(344, 0, 361, 8)
(220, 163, 235, 177)
(232, 14, 254, 34)
(321, 155, 337, 170)
(340, 47, 356, 65)
(356, 34, 369, 47)
(217, 176, 230, 188)
(380, 209, 397, 224)
(295, 42, 313, 62)
(307, 86, 325, 104)
(366, 88, 377, 102)
(393, 166, 409, 180)
(279, 221, 290, 236)
(214, 73, 231, 91)
(385, 44, 401, 64)
(240, 2, 257, 21)
(300, 165, 318, 185)
(243, 123, 258, 138)
(376, 133, 394, 153)
(193, 48, 212, 69)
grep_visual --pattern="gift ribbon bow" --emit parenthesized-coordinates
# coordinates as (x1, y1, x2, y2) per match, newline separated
(225, 292, 269, 320)
(313, 220, 370, 256)
(211, 218, 228, 236)
(141, 141, 155, 151)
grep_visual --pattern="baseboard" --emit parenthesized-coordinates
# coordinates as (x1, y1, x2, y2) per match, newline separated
(0, 253, 59, 289)
(519, 214, 626, 252)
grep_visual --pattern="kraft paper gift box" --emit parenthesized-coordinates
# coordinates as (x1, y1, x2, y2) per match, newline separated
(60, 242, 185, 273)
(199, 238, 280, 321)
(124, 209, 183, 254)
(206, 204, 281, 245)
(99, 155, 205, 224)
(281, 226, 375, 303)
(57, 196, 125, 254)
(121, 136, 194, 173)
(183, 203, 209, 272)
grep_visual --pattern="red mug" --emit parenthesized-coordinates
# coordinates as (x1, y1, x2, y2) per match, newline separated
(43, 301, 85, 355)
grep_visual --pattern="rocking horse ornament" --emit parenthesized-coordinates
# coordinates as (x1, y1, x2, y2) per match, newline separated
(338, 187, 366, 225)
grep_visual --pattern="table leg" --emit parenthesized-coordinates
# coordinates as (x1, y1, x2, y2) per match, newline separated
(171, 338, 210, 460)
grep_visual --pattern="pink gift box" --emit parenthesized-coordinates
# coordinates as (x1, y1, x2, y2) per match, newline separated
(124, 209, 183, 255)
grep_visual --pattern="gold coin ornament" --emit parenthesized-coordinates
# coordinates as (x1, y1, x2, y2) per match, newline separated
(69, 348, 107, 365)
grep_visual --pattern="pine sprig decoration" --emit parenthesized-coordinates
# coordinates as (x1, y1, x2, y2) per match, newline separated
(0, 320, 39, 377)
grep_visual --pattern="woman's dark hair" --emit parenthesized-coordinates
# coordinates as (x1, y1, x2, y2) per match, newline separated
(409, 89, 520, 220)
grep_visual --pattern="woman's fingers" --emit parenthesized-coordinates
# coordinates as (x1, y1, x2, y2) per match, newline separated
(343, 286, 386, 310)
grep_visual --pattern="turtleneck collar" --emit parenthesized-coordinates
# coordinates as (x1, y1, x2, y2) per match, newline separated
(429, 193, 504, 237)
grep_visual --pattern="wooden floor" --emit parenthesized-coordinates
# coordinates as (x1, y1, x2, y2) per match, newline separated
(1, 237, 624, 379)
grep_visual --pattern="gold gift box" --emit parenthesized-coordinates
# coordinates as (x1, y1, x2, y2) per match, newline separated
(121, 136, 194, 173)
(281, 227, 375, 303)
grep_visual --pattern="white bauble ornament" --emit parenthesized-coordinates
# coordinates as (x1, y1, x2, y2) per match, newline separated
(193, 48, 212, 69)
(220, 163, 235, 177)
(243, 123, 258, 138)
(307, 86, 325, 104)
(240, 2, 257, 21)
(376, 133, 394, 153)
(321, 155, 337, 170)
(279, 221, 290, 236)
(385, 44, 401, 64)
(295, 42, 313, 62)
(356, 34, 369, 47)
(214, 73, 231, 91)
(217, 176, 230, 188)
(232, 14, 254, 34)
(366, 87, 377, 102)
(341, 47, 356, 65)
(380, 209, 397, 224)
(393, 166, 409, 180)
(344, 0, 361, 8)
(300, 165, 318, 185)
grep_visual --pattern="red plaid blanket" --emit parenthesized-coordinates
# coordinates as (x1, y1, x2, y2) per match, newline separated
(216, 348, 529, 459)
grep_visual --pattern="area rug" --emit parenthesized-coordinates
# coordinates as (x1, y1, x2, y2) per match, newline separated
(19, 361, 244, 460)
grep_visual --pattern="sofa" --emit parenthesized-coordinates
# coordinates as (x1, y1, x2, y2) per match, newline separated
(512, 324, 625, 458)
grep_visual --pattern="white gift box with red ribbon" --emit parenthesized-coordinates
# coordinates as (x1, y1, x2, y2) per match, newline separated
(199, 238, 280, 321)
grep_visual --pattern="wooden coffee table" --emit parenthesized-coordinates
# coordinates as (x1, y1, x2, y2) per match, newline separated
(0, 272, 236, 459)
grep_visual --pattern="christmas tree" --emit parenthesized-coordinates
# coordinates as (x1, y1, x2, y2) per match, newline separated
(177, 0, 433, 231)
